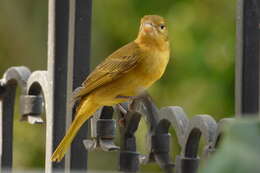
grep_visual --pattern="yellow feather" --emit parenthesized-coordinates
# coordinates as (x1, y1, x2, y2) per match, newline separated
(51, 96, 99, 162)
(51, 15, 170, 162)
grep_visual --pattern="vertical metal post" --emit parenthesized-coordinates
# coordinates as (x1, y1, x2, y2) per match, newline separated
(236, 0, 260, 117)
(46, 0, 70, 171)
(0, 85, 16, 172)
(69, 0, 92, 170)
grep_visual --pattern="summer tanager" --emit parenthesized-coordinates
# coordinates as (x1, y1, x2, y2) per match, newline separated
(51, 15, 170, 162)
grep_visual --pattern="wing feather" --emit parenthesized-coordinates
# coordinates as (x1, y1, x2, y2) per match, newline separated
(72, 42, 141, 101)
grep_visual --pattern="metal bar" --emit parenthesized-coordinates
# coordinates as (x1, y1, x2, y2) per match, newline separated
(0, 67, 31, 172)
(235, 0, 244, 116)
(0, 85, 16, 172)
(69, 0, 92, 170)
(254, 0, 260, 118)
(236, 0, 260, 116)
(46, 0, 70, 171)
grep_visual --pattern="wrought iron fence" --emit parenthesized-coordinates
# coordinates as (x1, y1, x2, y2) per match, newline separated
(0, 0, 259, 173)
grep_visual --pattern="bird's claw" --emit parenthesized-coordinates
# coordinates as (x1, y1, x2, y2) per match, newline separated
(118, 118, 126, 127)
(116, 95, 139, 100)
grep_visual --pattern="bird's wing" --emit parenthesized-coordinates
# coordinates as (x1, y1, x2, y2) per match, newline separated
(72, 42, 141, 101)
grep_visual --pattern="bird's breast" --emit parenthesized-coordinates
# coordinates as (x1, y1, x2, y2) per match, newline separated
(90, 49, 169, 104)
(135, 49, 170, 87)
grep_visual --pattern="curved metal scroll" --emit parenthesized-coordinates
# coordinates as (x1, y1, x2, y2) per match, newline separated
(119, 95, 175, 173)
(2, 66, 31, 93)
(84, 94, 229, 173)
(84, 106, 119, 151)
(25, 70, 58, 171)
(158, 106, 189, 146)
(0, 67, 233, 173)
(213, 118, 234, 148)
(0, 66, 31, 169)
(21, 71, 49, 124)
(183, 115, 218, 158)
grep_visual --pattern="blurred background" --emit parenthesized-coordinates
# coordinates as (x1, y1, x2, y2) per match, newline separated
(0, 0, 236, 172)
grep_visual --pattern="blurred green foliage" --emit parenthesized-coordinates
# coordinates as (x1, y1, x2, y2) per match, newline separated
(200, 119, 260, 173)
(0, 0, 236, 172)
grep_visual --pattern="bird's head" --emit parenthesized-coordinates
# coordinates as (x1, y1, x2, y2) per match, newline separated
(136, 15, 169, 50)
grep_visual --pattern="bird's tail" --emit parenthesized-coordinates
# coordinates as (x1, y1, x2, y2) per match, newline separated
(51, 96, 99, 162)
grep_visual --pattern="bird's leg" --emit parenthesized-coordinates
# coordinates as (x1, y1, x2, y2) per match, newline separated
(116, 95, 140, 111)
(116, 95, 139, 127)
(117, 103, 127, 127)
(116, 103, 127, 114)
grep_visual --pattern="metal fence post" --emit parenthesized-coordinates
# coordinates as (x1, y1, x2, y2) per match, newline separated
(67, 0, 92, 170)
(236, 0, 260, 117)
(0, 85, 16, 171)
(46, 0, 70, 171)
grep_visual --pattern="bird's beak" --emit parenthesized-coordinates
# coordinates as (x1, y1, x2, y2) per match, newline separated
(142, 22, 154, 33)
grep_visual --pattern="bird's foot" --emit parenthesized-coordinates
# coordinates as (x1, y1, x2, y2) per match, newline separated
(116, 95, 140, 111)
(118, 118, 126, 127)
(117, 103, 127, 127)
(116, 95, 138, 100)
(116, 94, 148, 126)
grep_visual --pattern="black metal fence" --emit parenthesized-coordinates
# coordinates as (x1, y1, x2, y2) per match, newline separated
(0, 0, 259, 173)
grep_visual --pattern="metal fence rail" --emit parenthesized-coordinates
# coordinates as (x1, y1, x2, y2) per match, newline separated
(0, 0, 259, 173)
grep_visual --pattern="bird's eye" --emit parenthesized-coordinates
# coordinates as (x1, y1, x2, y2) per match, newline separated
(159, 25, 166, 30)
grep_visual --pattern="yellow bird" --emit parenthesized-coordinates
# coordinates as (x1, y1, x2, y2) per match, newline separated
(51, 15, 170, 162)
